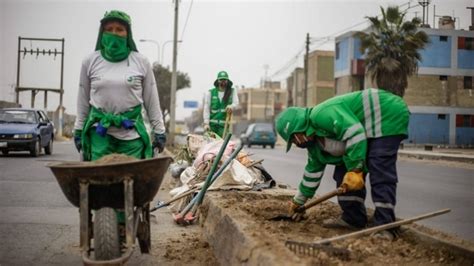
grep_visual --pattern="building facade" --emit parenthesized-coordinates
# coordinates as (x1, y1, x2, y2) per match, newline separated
(286, 50, 335, 108)
(307, 50, 335, 106)
(334, 22, 474, 145)
(234, 85, 288, 134)
(286, 67, 304, 107)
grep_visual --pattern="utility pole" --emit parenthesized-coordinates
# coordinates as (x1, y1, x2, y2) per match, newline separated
(263, 64, 269, 120)
(468, 7, 474, 30)
(304, 33, 310, 107)
(58, 38, 64, 137)
(170, 0, 179, 145)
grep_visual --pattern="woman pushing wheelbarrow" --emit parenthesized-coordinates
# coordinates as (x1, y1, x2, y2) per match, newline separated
(48, 10, 172, 264)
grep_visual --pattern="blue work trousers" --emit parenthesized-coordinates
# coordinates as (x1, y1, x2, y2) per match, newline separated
(333, 135, 405, 227)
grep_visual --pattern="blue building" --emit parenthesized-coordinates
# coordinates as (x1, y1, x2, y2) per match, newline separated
(334, 19, 474, 146)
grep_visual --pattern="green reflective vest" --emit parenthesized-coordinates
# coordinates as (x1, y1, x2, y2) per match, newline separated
(209, 87, 233, 137)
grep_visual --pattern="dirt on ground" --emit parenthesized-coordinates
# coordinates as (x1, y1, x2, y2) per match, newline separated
(137, 173, 219, 266)
(133, 146, 473, 265)
(209, 191, 473, 266)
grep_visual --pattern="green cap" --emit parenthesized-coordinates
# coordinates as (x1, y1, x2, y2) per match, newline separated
(216, 71, 229, 80)
(213, 70, 233, 88)
(94, 10, 138, 52)
(101, 10, 132, 25)
(275, 107, 312, 152)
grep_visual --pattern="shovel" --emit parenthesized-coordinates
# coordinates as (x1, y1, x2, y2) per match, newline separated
(269, 187, 344, 221)
(174, 134, 232, 225)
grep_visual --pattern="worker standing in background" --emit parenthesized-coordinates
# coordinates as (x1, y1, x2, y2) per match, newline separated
(203, 71, 239, 137)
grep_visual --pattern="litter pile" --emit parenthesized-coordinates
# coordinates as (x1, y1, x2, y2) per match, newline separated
(154, 133, 274, 225)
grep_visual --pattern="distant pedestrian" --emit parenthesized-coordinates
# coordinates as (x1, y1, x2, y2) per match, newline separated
(73, 10, 166, 162)
(276, 88, 409, 240)
(203, 71, 239, 137)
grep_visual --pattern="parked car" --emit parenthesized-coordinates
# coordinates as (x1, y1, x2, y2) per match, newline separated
(0, 108, 55, 156)
(240, 123, 276, 149)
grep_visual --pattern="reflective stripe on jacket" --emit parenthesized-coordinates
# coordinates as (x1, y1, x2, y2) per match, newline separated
(308, 88, 409, 171)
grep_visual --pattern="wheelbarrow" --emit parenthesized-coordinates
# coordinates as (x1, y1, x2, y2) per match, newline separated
(47, 156, 172, 265)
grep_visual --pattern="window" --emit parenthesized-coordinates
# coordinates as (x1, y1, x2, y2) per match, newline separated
(39, 111, 49, 122)
(458, 37, 474, 50)
(467, 37, 474, 50)
(437, 114, 446, 120)
(439, 36, 448, 42)
(335, 42, 340, 59)
(456, 114, 474, 128)
(245, 124, 255, 135)
(463, 115, 471, 127)
(464, 76, 473, 90)
(37, 113, 44, 123)
(439, 75, 448, 81)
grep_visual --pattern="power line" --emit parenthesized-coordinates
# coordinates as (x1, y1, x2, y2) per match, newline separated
(267, 45, 305, 80)
(267, 37, 333, 80)
(326, 1, 421, 37)
(266, 1, 422, 84)
(180, 0, 194, 42)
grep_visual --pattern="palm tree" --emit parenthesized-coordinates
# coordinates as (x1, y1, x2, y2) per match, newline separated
(356, 6, 429, 97)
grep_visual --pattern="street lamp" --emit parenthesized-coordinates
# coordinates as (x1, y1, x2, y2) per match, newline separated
(139, 39, 160, 64)
(161, 40, 182, 66)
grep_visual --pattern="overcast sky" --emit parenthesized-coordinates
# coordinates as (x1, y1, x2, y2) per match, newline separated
(0, 0, 471, 120)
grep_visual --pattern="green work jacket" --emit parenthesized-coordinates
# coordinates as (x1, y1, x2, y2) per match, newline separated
(295, 88, 409, 203)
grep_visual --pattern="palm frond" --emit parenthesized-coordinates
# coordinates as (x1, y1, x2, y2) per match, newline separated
(367, 16, 381, 30)
(411, 17, 422, 26)
(401, 21, 417, 33)
(360, 5, 429, 97)
(386, 6, 401, 24)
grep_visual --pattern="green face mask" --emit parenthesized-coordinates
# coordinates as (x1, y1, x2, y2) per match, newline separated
(100, 32, 130, 62)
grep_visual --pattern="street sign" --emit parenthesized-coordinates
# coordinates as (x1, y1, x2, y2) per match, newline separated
(183, 100, 198, 108)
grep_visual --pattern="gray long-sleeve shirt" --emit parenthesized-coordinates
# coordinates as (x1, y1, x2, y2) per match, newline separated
(74, 51, 165, 140)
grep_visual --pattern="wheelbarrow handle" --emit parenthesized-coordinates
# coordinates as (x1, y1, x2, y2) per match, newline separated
(296, 187, 345, 212)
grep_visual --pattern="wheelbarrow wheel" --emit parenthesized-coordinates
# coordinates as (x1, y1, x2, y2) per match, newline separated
(94, 207, 120, 260)
(137, 205, 151, 253)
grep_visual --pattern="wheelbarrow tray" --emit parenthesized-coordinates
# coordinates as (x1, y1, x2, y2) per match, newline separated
(47, 156, 173, 209)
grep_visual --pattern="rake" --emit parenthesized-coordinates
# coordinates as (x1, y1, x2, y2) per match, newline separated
(285, 208, 450, 257)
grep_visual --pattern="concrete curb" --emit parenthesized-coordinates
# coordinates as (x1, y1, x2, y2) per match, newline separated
(403, 225, 474, 261)
(201, 191, 306, 265)
(398, 150, 474, 164)
(200, 190, 474, 265)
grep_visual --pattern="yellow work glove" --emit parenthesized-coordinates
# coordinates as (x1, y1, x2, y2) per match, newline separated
(288, 200, 305, 222)
(342, 171, 365, 192)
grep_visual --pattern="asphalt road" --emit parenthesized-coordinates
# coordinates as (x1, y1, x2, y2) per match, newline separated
(0, 141, 82, 265)
(245, 144, 474, 242)
(0, 141, 191, 265)
(1, 139, 472, 265)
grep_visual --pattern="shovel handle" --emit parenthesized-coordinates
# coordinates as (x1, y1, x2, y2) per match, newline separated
(296, 187, 344, 212)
